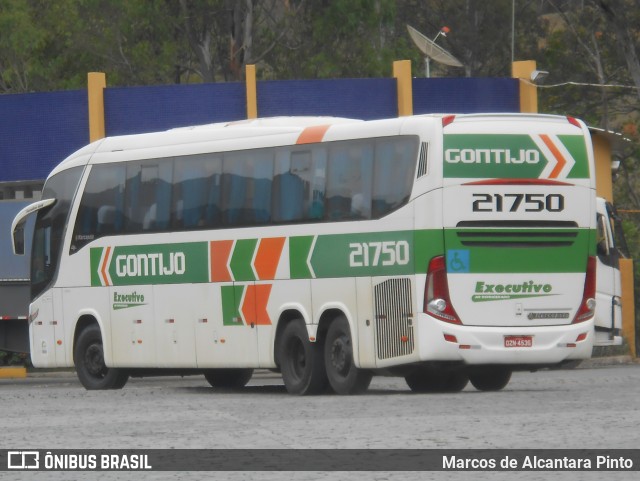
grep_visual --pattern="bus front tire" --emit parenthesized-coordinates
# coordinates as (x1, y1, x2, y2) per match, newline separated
(278, 320, 328, 395)
(324, 316, 372, 395)
(468, 366, 512, 391)
(74, 324, 129, 390)
(204, 369, 254, 389)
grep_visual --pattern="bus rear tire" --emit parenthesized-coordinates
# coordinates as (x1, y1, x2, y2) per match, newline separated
(204, 369, 253, 389)
(74, 324, 129, 390)
(324, 316, 372, 395)
(278, 320, 328, 395)
(405, 366, 468, 393)
(468, 366, 512, 391)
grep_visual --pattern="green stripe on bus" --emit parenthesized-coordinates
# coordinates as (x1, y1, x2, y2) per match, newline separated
(221, 285, 245, 326)
(91, 242, 209, 286)
(90, 247, 104, 286)
(444, 228, 595, 273)
(290, 230, 443, 279)
(89, 227, 593, 286)
(559, 135, 589, 178)
(443, 134, 589, 179)
(230, 238, 258, 281)
(289, 236, 315, 279)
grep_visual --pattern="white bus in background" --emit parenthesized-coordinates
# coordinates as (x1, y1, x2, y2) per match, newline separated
(12, 114, 598, 395)
(595, 197, 627, 347)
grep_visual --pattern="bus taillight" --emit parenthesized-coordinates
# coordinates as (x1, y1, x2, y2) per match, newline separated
(572, 256, 597, 323)
(424, 256, 462, 324)
(442, 115, 456, 127)
(566, 116, 581, 128)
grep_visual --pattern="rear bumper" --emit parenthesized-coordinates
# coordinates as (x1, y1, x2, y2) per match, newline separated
(415, 313, 594, 365)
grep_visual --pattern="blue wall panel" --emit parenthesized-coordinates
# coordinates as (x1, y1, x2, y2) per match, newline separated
(258, 78, 398, 120)
(0, 90, 87, 182)
(104, 82, 246, 136)
(0, 77, 520, 183)
(413, 77, 519, 114)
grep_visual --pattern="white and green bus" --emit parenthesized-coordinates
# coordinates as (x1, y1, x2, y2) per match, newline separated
(12, 114, 597, 394)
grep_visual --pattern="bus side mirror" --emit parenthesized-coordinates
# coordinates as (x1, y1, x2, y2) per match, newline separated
(11, 198, 56, 256)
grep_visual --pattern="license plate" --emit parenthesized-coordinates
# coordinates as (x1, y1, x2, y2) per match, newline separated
(504, 336, 533, 348)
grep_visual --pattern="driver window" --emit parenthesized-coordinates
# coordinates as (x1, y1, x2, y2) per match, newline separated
(596, 213, 610, 257)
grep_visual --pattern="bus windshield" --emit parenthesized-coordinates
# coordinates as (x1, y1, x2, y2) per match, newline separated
(31, 166, 84, 300)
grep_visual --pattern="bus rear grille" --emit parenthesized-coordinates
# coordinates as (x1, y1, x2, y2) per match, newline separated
(456, 230, 578, 248)
(374, 278, 414, 360)
(455, 221, 579, 248)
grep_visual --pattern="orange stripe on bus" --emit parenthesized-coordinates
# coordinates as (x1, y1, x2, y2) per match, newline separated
(210, 240, 234, 282)
(539, 134, 567, 179)
(254, 237, 285, 280)
(101, 246, 111, 286)
(296, 125, 330, 144)
(242, 284, 272, 326)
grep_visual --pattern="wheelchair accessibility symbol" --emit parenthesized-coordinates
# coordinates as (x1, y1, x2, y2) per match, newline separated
(447, 250, 470, 273)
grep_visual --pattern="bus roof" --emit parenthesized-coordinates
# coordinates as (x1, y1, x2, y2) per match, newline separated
(48, 113, 587, 179)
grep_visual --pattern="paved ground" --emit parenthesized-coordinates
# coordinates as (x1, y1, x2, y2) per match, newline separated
(1, 362, 639, 480)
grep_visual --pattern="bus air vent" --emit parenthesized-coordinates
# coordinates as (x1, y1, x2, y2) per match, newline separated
(416, 142, 428, 178)
(374, 278, 415, 360)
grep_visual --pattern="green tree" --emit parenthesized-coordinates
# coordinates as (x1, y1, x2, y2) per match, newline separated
(0, 0, 56, 92)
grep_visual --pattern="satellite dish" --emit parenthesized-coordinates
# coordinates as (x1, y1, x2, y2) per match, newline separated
(407, 24, 463, 77)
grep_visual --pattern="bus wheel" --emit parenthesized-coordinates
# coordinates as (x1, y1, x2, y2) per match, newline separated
(468, 366, 512, 391)
(441, 371, 469, 392)
(279, 320, 327, 395)
(74, 324, 129, 390)
(324, 316, 372, 395)
(405, 367, 440, 392)
(204, 369, 253, 389)
(405, 367, 468, 393)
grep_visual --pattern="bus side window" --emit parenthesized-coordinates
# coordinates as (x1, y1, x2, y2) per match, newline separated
(223, 150, 273, 226)
(125, 160, 172, 233)
(173, 154, 222, 230)
(372, 137, 417, 218)
(308, 146, 327, 220)
(205, 172, 222, 227)
(326, 141, 373, 220)
(223, 152, 247, 226)
(251, 152, 274, 224)
(71, 164, 126, 252)
(180, 167, 205, 228)
(273, 150, 308, 222)
(153, 161, 173, 230)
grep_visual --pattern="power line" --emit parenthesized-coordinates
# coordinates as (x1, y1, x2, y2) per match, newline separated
(522, 79, 639, 90)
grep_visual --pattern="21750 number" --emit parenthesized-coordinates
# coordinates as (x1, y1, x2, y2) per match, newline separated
(472, 193, 564, 213)
(349, 241, 410, 267)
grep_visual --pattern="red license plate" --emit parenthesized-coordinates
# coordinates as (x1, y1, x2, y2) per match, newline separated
(504, 336, 533, 348)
